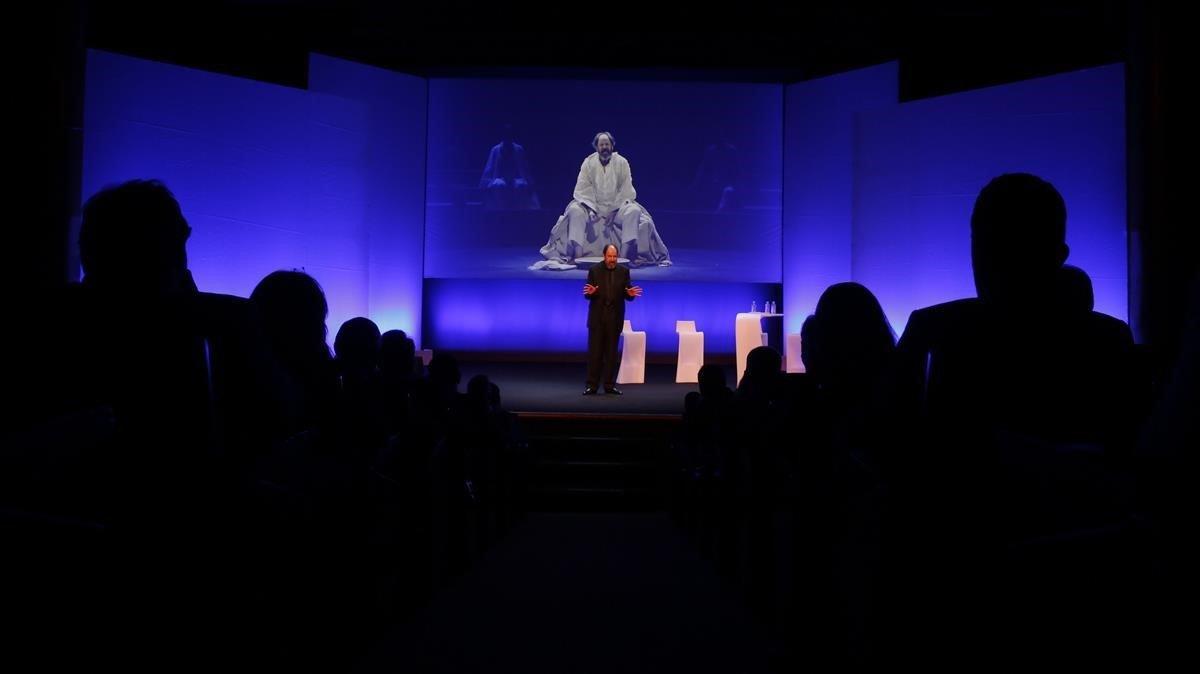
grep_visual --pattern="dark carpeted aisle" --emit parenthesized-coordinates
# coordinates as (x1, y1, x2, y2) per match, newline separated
(355, 512, 786, 673)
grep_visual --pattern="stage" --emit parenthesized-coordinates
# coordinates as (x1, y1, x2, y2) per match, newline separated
(457, 360, 732, 416)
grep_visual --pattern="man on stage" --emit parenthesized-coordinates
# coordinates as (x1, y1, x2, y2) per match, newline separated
(583, 244, 642, 395)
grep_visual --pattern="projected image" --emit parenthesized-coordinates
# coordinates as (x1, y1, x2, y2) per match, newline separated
(478, 123, 541, 211)
(530, 130, 672, 271)
(424, 79, 783, 282)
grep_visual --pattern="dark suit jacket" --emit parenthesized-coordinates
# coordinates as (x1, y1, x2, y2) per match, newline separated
(896, 296, 1136, 446)
(585, 263, 634, 330)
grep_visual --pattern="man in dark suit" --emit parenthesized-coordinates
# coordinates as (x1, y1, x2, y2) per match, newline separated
(895, 173, 1136, 449)
(583, 243, 642, 394)
(886, 173, 1139, 667)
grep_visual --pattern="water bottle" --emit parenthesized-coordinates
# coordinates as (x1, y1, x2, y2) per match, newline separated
(770, 300, 776, 314)
(751, 301, 757, 313)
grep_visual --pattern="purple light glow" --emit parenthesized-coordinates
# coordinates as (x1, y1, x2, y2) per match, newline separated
(852, 64, 1127, 334)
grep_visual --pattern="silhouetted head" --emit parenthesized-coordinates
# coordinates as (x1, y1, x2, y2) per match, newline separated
(428, 353, 461, 392)
(799, 315, 817, 374)
(1056, 264, 1095, 314)
(697, 363, 728, 399)
(501, 123, 514, 145)
(801, 282, 896, 390)
(379, 329, 416, 377)
(743, 346, 782, 390)
(251, 270, 330, 364)
(970, 173, 1069, 308)
(467, 374, 491, 408)
(79, 179, 192, 297)
(334, 317, 381, 373)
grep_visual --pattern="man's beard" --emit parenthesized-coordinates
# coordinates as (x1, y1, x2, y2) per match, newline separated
(599, 149, 612, 162)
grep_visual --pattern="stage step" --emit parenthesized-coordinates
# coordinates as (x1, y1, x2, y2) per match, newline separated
(519, 413, 680, 512)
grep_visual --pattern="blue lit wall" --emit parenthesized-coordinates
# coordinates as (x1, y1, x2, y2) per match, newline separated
(852, 64, 1127, 335)
(82, 49, 371, 339)
(783, 63, 898, 335)
(309, 54, 428, 345)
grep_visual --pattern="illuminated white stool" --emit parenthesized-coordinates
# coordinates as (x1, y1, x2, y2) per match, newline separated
(675, 320, 704, 383)
(616, 320, 646, 384)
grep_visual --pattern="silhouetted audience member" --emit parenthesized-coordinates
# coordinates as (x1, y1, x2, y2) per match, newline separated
(423, 352, 465, 419)
(465, 374, 492, 414)
(82, 180, 290, 454)
(799, 281, 899, 483)
(683, 364, 735, 474)
(798, 282, 898, 664)
(803, 282, 897, 405)
(731, 347, 786, 615)
(698, 362, 734, 402)
(679, 364, 738, 566)
(1057, 263, 1095, 313)
(65, 179, 289, 465)
(379, 329, 417, 381)
(251, 270, 337, 432)
(10, 179, 293, 669)
(898, 173, 1136, 453)
(378, 329, 417, 435)
(333, 316, 387, 453)
(335, 317, 382, 379)
(888, 173, 1140, 666)
(737, 345, 784, 404)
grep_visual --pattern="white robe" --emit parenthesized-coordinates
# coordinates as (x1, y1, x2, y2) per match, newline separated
(531, 152, 672, 270)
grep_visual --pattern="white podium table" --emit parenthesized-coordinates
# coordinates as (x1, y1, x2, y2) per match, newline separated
(735, 312, 784, 385)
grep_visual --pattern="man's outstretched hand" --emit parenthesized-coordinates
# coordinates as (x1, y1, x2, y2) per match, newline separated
(627, 285, 643, 298)
(583, 283, 598, 296)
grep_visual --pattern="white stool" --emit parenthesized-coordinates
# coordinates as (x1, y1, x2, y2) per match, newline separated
(675, 320, 704, 383)
(616, 320, 646, 384)
(785, 333, 805, 373)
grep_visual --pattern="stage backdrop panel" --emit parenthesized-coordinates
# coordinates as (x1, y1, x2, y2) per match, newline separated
(852, 64, 1127, 335)
(309, 54, 428, 345)
(424, 279, 781, 356)
(82, 49, 372, 339)
(783, 62, 898, 335)
(423, 78, 783, 283)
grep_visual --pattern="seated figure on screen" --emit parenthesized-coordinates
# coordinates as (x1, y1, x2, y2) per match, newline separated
(530, 131, 671, 270)
(479, 123, 540, 210)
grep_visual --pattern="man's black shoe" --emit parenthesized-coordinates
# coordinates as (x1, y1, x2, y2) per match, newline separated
(583, 387, 598, 395)
(605, 387, 623, 395)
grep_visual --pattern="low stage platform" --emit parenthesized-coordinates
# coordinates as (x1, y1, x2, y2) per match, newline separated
(456, 360, 736, 416)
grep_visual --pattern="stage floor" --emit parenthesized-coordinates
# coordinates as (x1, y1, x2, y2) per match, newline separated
(457, 361, 733, 416)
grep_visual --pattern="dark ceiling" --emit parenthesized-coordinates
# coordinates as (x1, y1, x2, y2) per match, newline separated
(76, 0, 1131, 100)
